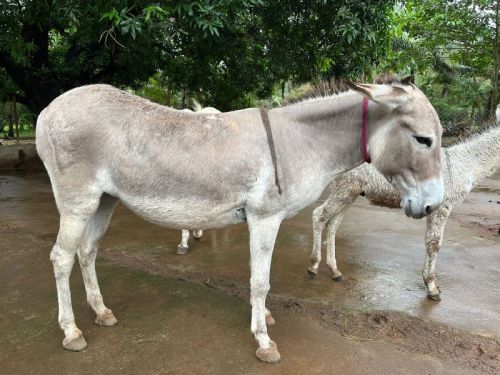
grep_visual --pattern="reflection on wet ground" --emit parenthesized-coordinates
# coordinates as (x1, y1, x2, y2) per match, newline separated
(1, 171, 499, 338)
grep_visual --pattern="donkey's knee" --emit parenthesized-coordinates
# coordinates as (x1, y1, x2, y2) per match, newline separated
(53, 215, 92, 277)
(312, 207, 326, 232)
(50, 243, 76, 279)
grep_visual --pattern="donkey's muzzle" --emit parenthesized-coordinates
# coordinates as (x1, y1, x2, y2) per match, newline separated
(401, 178, 444, 219)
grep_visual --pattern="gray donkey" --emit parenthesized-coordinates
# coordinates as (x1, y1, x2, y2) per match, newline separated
(36, 81, 443, 363)
(308, 112, 500, 301)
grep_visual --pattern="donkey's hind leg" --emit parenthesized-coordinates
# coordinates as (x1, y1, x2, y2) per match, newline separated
(51, 198, 100, 351)
(325, 212, 347, 281)
(177, 230, 190, 255)
(192, 229, 203, 240)
(77, 193, 119, 326)
(308, 183, 360, 279)
(307, 205, 327, 278)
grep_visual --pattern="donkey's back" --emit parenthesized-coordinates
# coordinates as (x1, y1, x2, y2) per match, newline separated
(36, 84, 267, 229)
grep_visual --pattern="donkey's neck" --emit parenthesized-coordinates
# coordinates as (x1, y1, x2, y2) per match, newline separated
(447, 126, 500, 183)
(270, 92, 366, 205)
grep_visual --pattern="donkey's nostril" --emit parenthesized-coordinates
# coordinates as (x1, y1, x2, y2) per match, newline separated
(425, 205, 432, 214)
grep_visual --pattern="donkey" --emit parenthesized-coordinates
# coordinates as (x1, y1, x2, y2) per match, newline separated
(177, 229, 204, 254)
(36, 81, 443, 363)
(308, 117, 500, 301)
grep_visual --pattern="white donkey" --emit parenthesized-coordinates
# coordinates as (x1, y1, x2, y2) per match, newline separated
(308, 117, 500, 301)
(36, 80, 444, 363)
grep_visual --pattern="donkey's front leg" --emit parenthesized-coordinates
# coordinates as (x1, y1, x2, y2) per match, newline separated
(423, 206, 451, 301)
(248, 213, 282, 364)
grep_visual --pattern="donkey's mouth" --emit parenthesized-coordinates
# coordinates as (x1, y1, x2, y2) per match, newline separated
(399, 176, 444, 219)
(402, 198, 428, 219)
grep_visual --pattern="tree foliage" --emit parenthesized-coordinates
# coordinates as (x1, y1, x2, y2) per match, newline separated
(0, 0, 396, 114)
(380, 0, 499, 126)
(2, 0, 497, 133)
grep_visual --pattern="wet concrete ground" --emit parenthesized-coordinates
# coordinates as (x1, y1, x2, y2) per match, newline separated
(0, 171, 499, 374)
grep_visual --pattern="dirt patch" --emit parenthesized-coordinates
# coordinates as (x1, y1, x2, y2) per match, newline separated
(308, 309, 500, 374)
(2, 225, 482, 375)
(0, 143, 44, 171)
(100, 247, 500, 374)
(453, 214, 500, 239)
(447, 170, 500, 239)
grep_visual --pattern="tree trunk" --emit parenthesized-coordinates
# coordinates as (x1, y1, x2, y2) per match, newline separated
(12, 95, 19, 142)
(7, 101, 14, 138)
(166, 83, 172, 106)
(181, 89, 187, 109)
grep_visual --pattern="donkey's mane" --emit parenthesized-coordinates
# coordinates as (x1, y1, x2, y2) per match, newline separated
(448, 121, 499, 148)
(281, 72, 404, 107)
(283, 74, 498, 145)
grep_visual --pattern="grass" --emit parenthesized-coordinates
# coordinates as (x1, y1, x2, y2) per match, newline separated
(2, 124, 35, 139)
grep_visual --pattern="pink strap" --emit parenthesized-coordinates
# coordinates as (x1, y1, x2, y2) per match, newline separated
(362, 97, 371, 163)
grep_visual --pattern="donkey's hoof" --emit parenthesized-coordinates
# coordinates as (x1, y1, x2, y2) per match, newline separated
(332, 275, 344, 282)
(256, 341, 281, 364)
(266, 313, 276, 327)
(176, 245, 189, 255)
(95, 310, 118, 327)
(427, 292, 441, 301)
(62, 333, 87, 352)
(193, 235, 202, 241)
(307, 268, 317, 279)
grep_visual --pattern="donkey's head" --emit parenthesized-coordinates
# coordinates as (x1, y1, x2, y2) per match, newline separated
(349, 80, 444, 218)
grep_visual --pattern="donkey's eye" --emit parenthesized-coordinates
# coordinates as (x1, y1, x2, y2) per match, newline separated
(414, 136, 432, 147)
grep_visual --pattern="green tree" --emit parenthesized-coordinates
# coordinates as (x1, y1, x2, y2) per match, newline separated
(1, 0, 396, 114)
(380, 0, 498, 124)
(0, 0, 245, 114)
(143, 0, 397, 110)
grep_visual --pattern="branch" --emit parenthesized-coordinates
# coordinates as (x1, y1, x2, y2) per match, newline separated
(12, 92, 28, 107)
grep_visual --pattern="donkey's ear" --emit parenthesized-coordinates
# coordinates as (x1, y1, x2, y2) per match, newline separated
(347, 81, 411, 112)
(401, 75, 415, 85)
(345, 81, 375, 100)
(375, 86, 412, 112)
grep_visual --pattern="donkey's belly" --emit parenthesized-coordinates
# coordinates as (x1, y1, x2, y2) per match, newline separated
(118, 194, 246, 230)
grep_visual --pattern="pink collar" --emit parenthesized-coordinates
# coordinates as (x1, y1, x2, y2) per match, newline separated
(362, 97, 371, 163)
